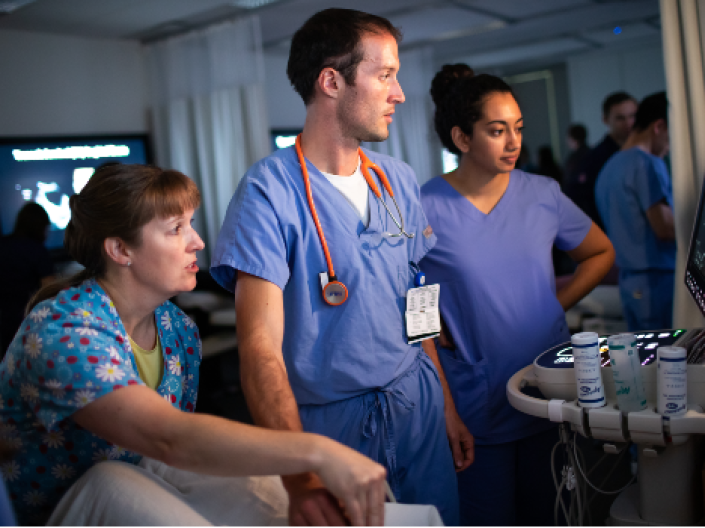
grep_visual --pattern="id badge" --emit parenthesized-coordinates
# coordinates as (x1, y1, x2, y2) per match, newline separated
(405, 283, 441, 344)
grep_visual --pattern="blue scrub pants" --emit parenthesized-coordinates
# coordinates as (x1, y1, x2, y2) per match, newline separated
(298, 352, 459, 525)
(619, 269, 674, 331)
(457, 426, 562, 526)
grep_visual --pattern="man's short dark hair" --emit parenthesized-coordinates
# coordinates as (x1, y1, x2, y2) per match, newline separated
(287, 8, 402, 105)
(568, 124, 587, 145)
(633, 91, 668, 131)
(602, 91, 636, 119)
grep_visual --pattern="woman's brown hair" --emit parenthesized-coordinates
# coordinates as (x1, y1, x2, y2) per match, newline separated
(28, 164, 200, 312)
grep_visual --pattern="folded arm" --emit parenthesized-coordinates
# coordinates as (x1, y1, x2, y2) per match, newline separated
(557, 223, 615, 311)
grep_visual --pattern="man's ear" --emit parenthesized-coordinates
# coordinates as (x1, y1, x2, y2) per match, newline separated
(103, 237, 132, 268)
(316, 67, 343, 100)
(653, 118, 667, 135)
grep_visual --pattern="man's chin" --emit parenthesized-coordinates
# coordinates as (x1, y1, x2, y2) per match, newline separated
(360, 130, 390, 143)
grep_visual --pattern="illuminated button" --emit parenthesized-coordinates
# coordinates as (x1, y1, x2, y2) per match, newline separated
(646, 342, 658, 350)
(659, 332, 670, 338)
(645, 334, 654, 338)
(636, 334, 644, 338)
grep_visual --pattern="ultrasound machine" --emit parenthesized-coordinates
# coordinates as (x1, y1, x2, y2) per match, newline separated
(507, 185, 705, 525)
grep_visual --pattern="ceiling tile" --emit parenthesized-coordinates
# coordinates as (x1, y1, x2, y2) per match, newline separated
(451, 0, 591, 19)
(455, 37, 591, 69)
(391, 5, 500, 45)
(580, 21, 659, 44)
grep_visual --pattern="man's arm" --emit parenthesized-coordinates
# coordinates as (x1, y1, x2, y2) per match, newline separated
(235, 271, 300, 431)
(645, 199, 676, 241)
(235, 271, 347, 525)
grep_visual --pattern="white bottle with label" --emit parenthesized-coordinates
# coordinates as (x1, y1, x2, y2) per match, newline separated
(571, 332, 606, 408)
(657, 346, 687, 417)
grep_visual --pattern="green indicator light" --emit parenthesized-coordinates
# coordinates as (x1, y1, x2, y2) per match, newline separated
(673, 329, 686, 337)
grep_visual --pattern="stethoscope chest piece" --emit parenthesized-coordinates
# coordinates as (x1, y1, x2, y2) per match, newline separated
(323, 280, 349, 306)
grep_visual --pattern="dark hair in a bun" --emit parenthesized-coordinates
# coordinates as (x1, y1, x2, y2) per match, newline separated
(431, 63, 515, 156)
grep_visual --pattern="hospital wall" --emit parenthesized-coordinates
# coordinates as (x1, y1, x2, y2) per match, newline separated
(567, 39, 666, 148)
(0, 28, 667, 160)
(264, 52, 306, 130)
(0, 29, 148, 137)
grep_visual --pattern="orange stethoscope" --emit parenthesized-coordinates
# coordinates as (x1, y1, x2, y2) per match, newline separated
(295, 134, 415, 306)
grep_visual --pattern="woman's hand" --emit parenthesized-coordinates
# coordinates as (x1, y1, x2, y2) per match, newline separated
(311, 435, 387, 526)
(445, 405, 474, 472)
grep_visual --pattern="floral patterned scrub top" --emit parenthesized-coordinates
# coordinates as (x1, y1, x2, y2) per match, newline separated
(0, 279, 201, 525)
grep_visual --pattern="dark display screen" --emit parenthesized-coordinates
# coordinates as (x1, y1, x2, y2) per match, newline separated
(0, 136, 149, 251)
(685, 175, 705, 316)
(536, 329, 687, 369)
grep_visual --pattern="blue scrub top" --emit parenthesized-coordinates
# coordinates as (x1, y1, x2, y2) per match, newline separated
(595, 147, 676, 271)
(419, 170, 592, 444)
(211, 146, 436, 405)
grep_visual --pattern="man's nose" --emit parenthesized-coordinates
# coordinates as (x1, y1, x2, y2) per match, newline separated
(391, 79, 405, 104)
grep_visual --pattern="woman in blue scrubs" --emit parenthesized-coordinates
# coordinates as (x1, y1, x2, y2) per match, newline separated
(419, 64, 615, 525)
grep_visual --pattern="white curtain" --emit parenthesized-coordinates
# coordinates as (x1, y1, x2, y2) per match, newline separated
(660, 0, 705, 327)
(363, 47, 443, 185)
(146, 16, 271, 265)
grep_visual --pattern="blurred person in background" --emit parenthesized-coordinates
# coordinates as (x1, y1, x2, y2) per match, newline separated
(562, 124, 590, 192)
(536, 145, 562, 184)
(595, 92, 673, 331)
(517, 144, 538, 173)
(568, 91, 637, 229)
(0, 202, 54, 356)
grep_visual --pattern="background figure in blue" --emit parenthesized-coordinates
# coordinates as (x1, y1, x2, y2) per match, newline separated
(419, 64, 615, 525)
(595, 92, 674, 331)
(566, 92, 637, 230)
(0, 202, 54, 357)
(211, 9, 461, 526)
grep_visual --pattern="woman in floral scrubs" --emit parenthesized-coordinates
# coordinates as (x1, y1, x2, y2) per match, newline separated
(0, 164, 386, 526)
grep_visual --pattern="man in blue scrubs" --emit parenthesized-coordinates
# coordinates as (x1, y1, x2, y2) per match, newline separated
(211, 9, 461, 526)
(595, 92, 674, 330)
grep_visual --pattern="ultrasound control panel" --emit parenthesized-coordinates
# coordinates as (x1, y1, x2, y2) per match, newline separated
(535, 329, 688, 369)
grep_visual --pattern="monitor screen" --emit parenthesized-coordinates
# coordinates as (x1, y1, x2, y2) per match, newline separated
(0, 135, 150, 254)
(685, 176, 705, 316)
(271, 129, 301, 151)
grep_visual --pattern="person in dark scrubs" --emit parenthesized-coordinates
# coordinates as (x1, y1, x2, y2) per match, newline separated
(566, 92, 637, 229)
(562, 124, 590, 191)
(0, 202, 54, 356)
(419, 64, 615, 525)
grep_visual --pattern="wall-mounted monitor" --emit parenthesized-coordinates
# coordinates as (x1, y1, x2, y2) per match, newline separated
(0, 134, 151, 258)
(271, 129, 301, 151)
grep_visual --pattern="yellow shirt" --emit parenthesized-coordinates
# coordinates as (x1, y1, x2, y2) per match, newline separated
(128, 334, 163, 390)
